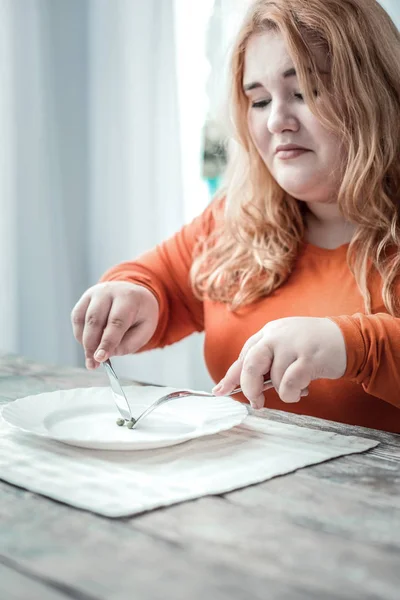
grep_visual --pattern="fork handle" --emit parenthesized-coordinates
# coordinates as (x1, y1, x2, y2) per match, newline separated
(228, 378, 272, 396)
(129, 379, 273, 430)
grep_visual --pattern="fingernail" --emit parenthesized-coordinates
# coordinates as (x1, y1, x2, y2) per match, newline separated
(212, 382, 223, 394)
(94, 349, 106, 361)
(251, 395, 265, 410)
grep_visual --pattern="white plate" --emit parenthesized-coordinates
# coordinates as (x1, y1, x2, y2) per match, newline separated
(1, 386, 248, 451)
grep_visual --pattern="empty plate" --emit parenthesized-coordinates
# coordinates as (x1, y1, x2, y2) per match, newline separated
(1, 385, 248, 450)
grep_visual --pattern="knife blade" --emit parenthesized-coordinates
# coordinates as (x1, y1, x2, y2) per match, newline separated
(103, 359, 134, 422)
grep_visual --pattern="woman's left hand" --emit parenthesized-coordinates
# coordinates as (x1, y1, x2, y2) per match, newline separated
(212, 317, 347, 408)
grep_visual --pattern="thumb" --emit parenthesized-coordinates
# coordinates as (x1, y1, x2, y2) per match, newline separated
(212, 358, 242, 395)
(213, 332, 263, 395)
(278, 360, 312, 403)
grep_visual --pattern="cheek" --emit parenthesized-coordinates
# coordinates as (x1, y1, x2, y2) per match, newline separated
(317, 130, 345, 172)
(308, 117, 342, 160)
(248, 112, 270, 159)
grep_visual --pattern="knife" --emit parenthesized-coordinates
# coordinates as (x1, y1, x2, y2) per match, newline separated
(103, 359, 134, 422)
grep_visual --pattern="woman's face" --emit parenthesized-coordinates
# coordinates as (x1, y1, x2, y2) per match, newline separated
(243, 31, 344, 204)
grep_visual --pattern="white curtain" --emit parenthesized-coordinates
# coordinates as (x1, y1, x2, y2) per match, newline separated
(0, 0, 213, 390)
(88, 0, 213, 389)
(0, 0, 17, 354)
(1, 0, 89, 366)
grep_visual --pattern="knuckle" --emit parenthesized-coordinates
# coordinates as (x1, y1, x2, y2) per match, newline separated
(91, 282, 113, 299)
(86, 313, 102, 327)
(264, 319, 280, 334)
(259, 333, 272, 346)
(96, 281, 111, 292)
(243, 363, 259, 376)
(122, 283, 138, 297)
(101, 280, 135, 298)
(108, 317, 125, 329)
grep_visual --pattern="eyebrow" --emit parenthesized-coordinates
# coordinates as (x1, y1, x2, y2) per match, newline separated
(243, 67, 299, 92)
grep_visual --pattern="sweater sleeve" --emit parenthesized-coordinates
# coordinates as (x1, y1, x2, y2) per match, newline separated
(329, 313, 400, 408)
(99, 197, 224, 351)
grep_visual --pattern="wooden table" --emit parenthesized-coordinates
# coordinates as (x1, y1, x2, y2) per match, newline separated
(0, 352, 399, 600)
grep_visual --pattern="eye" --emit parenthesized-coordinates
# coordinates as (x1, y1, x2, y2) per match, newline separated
(251, 99, 271, 109)
(294, 90, 319, 100)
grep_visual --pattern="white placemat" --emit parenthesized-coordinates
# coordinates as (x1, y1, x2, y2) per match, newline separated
(0, 411, 378, 518)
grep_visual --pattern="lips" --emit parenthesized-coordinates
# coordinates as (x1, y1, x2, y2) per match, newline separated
(275, 144, 311, 160)
(275, 144, 309, 154)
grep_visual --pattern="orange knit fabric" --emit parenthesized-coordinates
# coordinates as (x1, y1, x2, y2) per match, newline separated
(101, 200, 400, 433)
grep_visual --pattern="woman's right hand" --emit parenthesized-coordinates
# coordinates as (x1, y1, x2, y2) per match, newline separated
(71, 281, 159, 369)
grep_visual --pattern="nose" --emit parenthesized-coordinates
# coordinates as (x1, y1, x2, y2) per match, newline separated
(267, 100, 299, 135)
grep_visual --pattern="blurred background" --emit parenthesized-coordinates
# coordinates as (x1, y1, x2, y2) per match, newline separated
(1, 0, 399, 391)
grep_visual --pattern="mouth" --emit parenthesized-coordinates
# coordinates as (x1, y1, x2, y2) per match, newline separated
(275, 145, 311, 160)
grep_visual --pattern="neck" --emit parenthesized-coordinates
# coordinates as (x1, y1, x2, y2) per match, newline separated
(304, 202, 356, 249)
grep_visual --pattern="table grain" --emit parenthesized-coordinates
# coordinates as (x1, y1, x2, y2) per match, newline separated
(0, 352, 399, 600)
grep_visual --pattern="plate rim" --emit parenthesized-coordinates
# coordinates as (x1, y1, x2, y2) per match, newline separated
(0, 386, 249, 451)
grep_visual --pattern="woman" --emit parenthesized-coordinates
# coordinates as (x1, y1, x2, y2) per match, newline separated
(72, 0, 400, 432)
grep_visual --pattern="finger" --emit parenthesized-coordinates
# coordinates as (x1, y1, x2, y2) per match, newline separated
(82, 296, 112, 366)
(278, 360, 312, 403)
(212, 358, 242, 395)
(113, 319, 156, 356)
(86, 357, 99, 370)
(71, 293, 91, 344)
(270, 350, 297, 391)
(94, 297, 139, 362)
(238, 331, 263, 361)
(212, 332, 263, 395)
(240, 338, 274, 409)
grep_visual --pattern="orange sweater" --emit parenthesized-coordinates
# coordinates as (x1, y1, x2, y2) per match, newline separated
(101, 199, 400, 433)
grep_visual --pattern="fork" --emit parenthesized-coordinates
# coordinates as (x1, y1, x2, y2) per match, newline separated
(128, 377, 273, 429)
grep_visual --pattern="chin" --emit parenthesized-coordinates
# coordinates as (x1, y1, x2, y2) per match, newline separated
(277, 182, 314, 199)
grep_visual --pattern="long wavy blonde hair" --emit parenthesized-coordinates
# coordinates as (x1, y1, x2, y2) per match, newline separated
(191, 0, 400, 314)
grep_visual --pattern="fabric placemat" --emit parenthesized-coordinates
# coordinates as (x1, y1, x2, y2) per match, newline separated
(0, 412, 378, 518)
